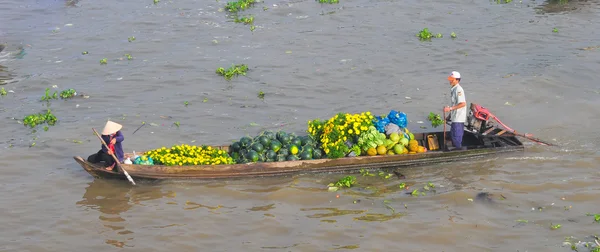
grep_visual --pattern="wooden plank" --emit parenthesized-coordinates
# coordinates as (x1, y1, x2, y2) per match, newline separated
(496, 130, 506, 136)
(483, 127, 495, 135)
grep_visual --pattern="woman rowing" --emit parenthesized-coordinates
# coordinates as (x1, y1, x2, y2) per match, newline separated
(87, 121, 125, 171)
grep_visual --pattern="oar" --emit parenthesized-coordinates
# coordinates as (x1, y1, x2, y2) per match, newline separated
(92, 128, 136, 185)
(443, 109, 447, 151)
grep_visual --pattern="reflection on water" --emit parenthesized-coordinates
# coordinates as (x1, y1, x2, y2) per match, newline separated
(0, 45, 19, 85)
(76, 180, 174, 248)
(536, 0, 598, 13)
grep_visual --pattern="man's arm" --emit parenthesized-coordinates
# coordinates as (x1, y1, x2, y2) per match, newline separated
(449, 102, 466, 111)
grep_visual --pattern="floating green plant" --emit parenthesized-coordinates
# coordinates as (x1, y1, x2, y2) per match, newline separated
(41, 88, 58, 101)
(23, 109, 57, 128)
(317, 0, 339, 3)
(0, 87, 7, 96)
(216, 64, 248, 80)
(100, 58, 107, 65)
(451, 32, 457, 38)
(553, 27, 559, 33)
(59, 89, 76, 99)
(417, 28, 433, 41)
(234, 15, 254, 24)
(225, 0, 256, 13)
(328, 175, 356, 191)
(128, 36, 136, 42)
(257, 91, 265, 100)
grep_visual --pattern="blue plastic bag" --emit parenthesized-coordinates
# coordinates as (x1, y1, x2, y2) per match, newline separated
(373, 116, 390, 133)
(388, 110, 407, 128)
(134, 156, 154, 165)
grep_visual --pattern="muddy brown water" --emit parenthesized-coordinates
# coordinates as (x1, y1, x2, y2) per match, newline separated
(1, 0, 600, 251)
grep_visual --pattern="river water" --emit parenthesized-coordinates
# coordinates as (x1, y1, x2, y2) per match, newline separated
(1, 0, 600, 251)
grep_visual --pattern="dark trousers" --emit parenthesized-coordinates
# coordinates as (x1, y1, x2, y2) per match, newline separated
(450, 122, 464, 148)
(87, 150, 116, 168)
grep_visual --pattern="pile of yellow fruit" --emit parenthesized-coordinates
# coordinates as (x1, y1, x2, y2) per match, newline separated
(145, 144, 235, 166)
(364, 131, 427, 156)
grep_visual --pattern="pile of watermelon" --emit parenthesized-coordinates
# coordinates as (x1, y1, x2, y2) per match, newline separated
(228, 130, 324, 164)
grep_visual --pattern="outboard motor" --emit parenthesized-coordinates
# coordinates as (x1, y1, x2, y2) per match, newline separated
(466, 103, 495, 134)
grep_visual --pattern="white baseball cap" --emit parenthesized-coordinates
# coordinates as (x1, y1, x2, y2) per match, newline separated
(448, 71, 461, 79)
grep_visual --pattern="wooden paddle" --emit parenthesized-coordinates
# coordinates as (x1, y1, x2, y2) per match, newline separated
(92, 128, 136, 185)
(443, 110, 447, 151)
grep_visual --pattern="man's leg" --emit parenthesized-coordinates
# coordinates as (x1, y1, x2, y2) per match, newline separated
(451, 122, 465, 149)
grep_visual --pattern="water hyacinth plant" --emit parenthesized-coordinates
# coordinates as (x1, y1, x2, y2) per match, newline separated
(225, 0, 256, 13)
(60, 89, 76, 99)
(317, 0, 339, 3)
(23, 109, 57, 128)
(234, 15, 254, 25)
(216, 64, 249, 80)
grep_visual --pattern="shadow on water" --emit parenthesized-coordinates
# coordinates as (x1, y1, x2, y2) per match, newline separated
(536, 0, 600, 14)
(0, 45, 19, 85)
(75, 180, 175, 248)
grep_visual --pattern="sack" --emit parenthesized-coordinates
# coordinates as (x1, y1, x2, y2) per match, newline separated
(134, 155, 154, 165)
(384, 123, 402, 136)
(374, 116, 390, 133)
(388, 110, 407, 128)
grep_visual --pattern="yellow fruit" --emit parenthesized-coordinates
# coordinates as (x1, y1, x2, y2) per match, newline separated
(387, 150, 395, 155)
(403, 148, 408, 154)
(367, 148, 377, 156)
(376, 145, 387, 155)
(409, 151, 416, 154)
(417, 146, 425, 153)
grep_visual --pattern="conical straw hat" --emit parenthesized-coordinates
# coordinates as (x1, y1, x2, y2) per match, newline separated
(102, 121, 122, 135)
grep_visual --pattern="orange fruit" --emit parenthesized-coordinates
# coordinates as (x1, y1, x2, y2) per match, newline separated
(376, 145, 387, 155)
(367, 148, 377, 156)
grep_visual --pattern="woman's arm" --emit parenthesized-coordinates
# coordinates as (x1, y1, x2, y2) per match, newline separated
(115, 131, 125, 142)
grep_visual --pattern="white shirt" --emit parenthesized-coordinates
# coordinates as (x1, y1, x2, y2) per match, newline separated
(450, 84, 467, 123)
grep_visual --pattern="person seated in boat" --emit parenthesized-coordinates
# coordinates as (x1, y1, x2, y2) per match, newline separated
(444, 71, 467, 151)
(87, 121, 125, 171)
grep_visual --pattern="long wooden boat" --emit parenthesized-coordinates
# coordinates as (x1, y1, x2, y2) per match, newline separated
(74, 127, 524, 181)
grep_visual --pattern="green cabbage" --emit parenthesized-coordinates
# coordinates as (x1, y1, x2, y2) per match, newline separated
(357, 126, 387, 151)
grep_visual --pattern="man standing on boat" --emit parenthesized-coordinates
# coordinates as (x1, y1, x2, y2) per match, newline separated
(444, 71, 467, 151)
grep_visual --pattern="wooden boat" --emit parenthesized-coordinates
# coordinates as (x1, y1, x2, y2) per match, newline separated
(74, 127, 524, 181)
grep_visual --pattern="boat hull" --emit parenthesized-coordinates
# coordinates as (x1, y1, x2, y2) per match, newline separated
(74, 130, 524, 181)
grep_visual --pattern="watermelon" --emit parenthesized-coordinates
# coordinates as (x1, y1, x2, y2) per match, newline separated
(246, 150, 259, 162)
(258, 136, 271, 147)
(262, 131, 276, 140)
(276, 131, 288, 142)
(286, 155, 300, 161)
(230, 142, 241, 152)
(279, 148, 289, 156)
(251, 143, 265, 153)
(299, 150, 313, 160)
(301, 136, 314, 146)
(265, 150, 277, 160)
(276, 154, 287, 162)
(291, 137, 302, 147)
(270, 140, 282, 153)
(240, 137, 252, 148)
(312, 148, 323, 159)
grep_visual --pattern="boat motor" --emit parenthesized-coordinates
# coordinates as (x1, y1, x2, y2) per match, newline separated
(465, 103, 555, 146)
(466, 103, 495, 134)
